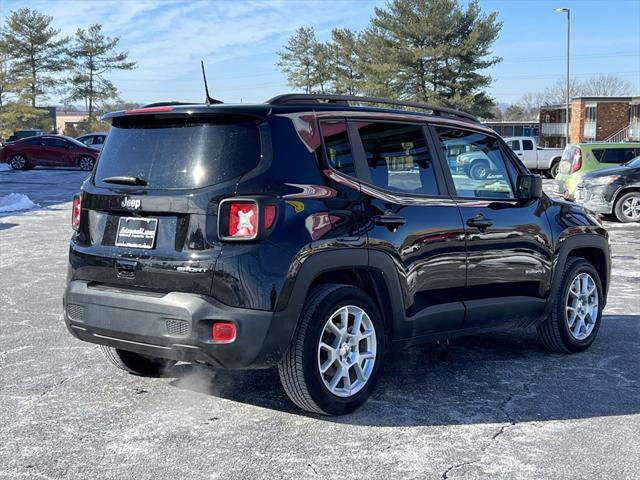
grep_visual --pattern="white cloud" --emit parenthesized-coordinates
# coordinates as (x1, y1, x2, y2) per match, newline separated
(2, 0, 380, 103)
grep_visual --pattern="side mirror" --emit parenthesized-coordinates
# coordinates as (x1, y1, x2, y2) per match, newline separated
(516, 173, 543, 200)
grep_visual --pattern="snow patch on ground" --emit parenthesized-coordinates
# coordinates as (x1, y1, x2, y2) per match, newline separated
(0, 163, 11, 171)
(0, 193, 37, 212)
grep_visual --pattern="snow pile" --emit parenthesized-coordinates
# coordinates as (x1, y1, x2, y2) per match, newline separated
(0, 193, 37, 212)
(0, 163, 11, 171)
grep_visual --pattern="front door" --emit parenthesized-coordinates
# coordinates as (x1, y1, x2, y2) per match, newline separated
(433, 125, 554, 329)
(41, 137, 70, 165)
(349, 120, 467, 338)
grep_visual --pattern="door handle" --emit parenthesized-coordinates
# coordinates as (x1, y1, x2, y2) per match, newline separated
(466, 215, 493, 231)
(373, 214, 406, 227)
(517, 153, 523, 156)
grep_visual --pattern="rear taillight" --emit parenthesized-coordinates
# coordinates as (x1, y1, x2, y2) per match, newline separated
(228, 201, 258, 239)
(218, 198, 277, 241)
(571, 148, 582, 173)
(72, 194, 81, 231)
(263, 204, 277, 229)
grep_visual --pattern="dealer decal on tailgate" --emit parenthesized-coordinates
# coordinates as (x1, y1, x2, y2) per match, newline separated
(115, 217, 158, 249)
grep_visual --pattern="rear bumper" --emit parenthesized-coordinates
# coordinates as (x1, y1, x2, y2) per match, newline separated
(63, 280, 293, 368)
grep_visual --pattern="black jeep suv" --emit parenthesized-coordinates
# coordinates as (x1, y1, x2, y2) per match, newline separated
(63, 94, 610, 415)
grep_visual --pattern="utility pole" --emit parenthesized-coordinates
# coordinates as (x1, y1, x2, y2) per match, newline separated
(555, 7, 571, 146)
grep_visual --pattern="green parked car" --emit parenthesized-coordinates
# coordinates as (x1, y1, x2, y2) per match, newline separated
(554, 142, 640, 197)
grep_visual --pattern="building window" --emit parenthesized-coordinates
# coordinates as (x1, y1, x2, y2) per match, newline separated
(584, 105, 597, 140)
(631, 104, 640, 141)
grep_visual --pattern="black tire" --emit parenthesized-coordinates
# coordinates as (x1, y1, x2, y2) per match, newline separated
(469, 160, 490, 180)
(537, 257, 604, 353)
(278, 284, 385, 415)
(9, 154, 28, 170)
(100, 345, 176, 376)
(78, 155, 95, 171)
(613, 191, 640, 223)
(549, 160, 560, 179)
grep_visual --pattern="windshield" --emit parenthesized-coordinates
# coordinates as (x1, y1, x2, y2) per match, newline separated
(626, 155, 640, 168)
(94, 119, 261, 189)
(65, 136, 90, 148)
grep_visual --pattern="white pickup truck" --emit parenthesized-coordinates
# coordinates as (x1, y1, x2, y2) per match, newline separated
(504, 136, 564, 178)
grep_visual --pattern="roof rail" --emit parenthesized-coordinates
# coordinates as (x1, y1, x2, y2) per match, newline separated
(266, 94, 479, 123)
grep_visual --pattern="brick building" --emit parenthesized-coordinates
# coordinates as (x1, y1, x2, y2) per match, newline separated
(539, 96, 640, 148)
(482, 121, 540, 140)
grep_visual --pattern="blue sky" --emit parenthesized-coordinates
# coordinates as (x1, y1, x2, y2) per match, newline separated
(1, 0, 639, 106)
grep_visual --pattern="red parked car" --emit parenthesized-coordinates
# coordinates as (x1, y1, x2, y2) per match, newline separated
(0, 135, 100, 171)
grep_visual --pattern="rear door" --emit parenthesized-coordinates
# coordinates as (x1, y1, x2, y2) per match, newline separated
(349, 119, 467, 337)
(433, 125, 554, 329)
(74, 115, 265, 295)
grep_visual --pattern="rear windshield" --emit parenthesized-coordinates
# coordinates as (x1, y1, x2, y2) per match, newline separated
(95, 118, 261, 189)
(561, 145, 578, 162)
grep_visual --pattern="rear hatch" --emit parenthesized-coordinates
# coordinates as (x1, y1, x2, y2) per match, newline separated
(73, 111, 266, 295)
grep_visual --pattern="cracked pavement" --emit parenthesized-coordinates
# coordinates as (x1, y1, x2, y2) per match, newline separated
(1, 168, 639, 479)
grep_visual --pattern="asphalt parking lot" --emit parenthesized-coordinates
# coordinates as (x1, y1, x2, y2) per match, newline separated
(1, 168, 639, 479)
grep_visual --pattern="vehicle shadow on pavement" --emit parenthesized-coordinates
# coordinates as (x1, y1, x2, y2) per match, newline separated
(169, 314, 640, 425)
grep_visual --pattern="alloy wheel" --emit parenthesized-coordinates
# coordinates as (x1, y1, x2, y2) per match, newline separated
(317, 305, 377, 398)
(79, 156, 95, 171)
(565, 272, 598, 341)
(470, 163, 488, 180)
(10, 155, 26, 170)
(621, 195, 640, 221)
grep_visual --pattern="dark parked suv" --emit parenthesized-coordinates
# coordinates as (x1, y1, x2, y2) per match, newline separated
(63, 95, 611, 415)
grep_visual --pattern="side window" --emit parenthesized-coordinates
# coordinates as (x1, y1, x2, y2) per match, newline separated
(354, 122, 439, 195)
(522, 139, 534, 151)
(95, 135, 105, 145)
(600, 148, 639, 164)
(506, 139, 520, 151)
(43, 137, 67, 148)
(79, 136, 92, 145)
(25, 138, 41, 145)
(435, 126, 515, 199)
(319, 120, 355, 176)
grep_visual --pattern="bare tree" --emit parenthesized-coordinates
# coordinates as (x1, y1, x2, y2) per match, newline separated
(516, 74, 633, 112)
(580, 74, 633, 97)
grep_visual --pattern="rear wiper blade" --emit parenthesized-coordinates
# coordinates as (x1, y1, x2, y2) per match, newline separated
(101, 175, 148, 186)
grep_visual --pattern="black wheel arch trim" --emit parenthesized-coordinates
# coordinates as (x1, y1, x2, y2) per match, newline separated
(551, 233, 610, 308)
(612, 184, 640, 207)
(273, 248, 407, 352)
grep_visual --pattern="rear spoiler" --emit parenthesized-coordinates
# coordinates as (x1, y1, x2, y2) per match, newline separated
(102, 104, 272, 122)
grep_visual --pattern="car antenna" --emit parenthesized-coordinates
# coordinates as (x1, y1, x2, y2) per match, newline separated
(201, 60, 223, 105)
